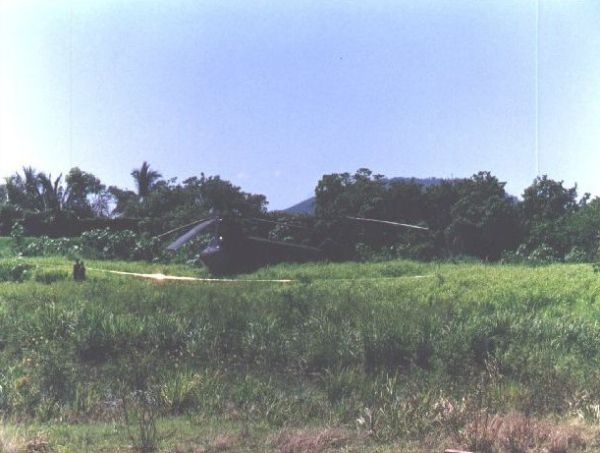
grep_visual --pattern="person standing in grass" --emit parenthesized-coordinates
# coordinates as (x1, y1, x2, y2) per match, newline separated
(73, 259, 86, 281)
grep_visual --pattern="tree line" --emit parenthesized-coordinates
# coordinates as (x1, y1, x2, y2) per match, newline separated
(1, 163, 599, 263)
(0, 162, 267, 236)
(314, 168, 597, 263)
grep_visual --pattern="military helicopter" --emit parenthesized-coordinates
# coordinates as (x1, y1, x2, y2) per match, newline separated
(160, 213, 429, 275)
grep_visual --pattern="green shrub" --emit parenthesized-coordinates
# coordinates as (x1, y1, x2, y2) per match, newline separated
(565, 246, 589, 263)
(0, 262, 34, 282)
(527, 243, 560, 264)
(15, 229, 167, 263)
(21, 236, 79, 257)
(34, 269, 69, 284)
(10, 222, 25, 254)
(80, 229, 164, 261)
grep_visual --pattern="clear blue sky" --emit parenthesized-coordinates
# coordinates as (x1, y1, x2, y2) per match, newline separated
(1, 0, 599, 209)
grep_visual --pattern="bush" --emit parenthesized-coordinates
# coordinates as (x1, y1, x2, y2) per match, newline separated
(527, 243, 560, 264)
(564, 246, 588, 263)
(80, 229, 164, 261)
(0, 262, 34, 282)
(22, 236, 80, 257)
(34, 269, 69, 285)
(17, 229, 167, 262)
(81, 229, 138, 259)
(10, 223, 25, 254)
(354, 243, 395, 262)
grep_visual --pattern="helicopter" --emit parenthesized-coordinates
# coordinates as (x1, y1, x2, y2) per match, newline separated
(160, 213, 429, 275)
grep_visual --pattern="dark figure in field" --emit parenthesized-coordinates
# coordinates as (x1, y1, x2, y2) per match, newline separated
(73, 260, 86, 281)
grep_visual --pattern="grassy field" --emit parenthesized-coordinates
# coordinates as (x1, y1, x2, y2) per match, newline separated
(2, 251, 600, 451)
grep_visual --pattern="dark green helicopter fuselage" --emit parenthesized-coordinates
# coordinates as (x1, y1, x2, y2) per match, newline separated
(198, 218, 324, 275)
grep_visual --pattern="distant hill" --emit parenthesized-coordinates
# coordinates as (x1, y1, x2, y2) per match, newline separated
(282, 177, 451, 215)
(284, 197, 318, 215)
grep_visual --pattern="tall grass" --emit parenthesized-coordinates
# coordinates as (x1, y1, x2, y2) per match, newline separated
(1, 257, 600, 448)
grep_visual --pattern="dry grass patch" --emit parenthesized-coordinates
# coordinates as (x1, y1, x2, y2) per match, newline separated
(172, 433, 241, 453)
(0, 427, 53, 453)
(0, 426, 22, 453)
(205, 433, 240, 452)
(273, 427, 353, 453)
(459, 412, 590, 453)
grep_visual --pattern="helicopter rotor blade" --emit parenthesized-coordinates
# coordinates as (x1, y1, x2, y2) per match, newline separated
(166, 218, 218, 251)
(346, 216, 429, 231)
(156, 217, 213, 240)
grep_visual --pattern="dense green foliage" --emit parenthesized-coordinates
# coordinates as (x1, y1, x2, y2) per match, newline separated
(1, 257, 600, 449)
(2, 163, 600, 264)
(314, 169, 596, 262)
(0, 163, 267, 237)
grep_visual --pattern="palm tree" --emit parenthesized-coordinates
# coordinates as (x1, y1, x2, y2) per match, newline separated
(37, 172, 66, 214)
(5, 167, 44, 211)
(22, 166, 42, 206)
(131, 161, 162, 199)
